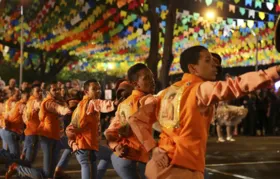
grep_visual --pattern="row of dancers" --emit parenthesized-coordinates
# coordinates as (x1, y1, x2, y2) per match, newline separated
(0, 45, 280, 179)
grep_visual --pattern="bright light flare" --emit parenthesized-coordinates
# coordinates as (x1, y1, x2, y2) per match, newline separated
(107, 63, 114, 70)
(275, 81, 280, 91)
(205, 10, 216, 20)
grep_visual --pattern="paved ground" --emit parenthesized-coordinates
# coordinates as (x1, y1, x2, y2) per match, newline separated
(206, 136, 280, 179)
(1, 136, 280, 178)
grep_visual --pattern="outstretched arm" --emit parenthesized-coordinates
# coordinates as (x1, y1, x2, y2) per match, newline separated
(87, 99, 115, 114)
(197, 66, 280, 106)
(45, 101, 71, 116)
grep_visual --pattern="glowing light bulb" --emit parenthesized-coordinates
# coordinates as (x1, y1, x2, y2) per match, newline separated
(205, 10, 216, 20)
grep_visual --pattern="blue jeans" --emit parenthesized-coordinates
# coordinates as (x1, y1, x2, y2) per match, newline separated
(96, 145, 113, 179)
(204, 169, 210, 179)
(56, 136, 72, 170)
(0, 149, 42, 179)
(0, 149, 30, 166)
(0, 149, 16, 164)
(2, 129, 20, 158)
(22, 135, 39, 163)
(75, 150, 97, 179)
(40, 136, 60, 178)
(111, 153, 146, 179)
(0, 128, 8, 150)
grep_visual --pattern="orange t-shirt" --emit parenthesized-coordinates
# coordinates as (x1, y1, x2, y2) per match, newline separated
(0, 98, 16, 128)
(37, 95, 69, 140)
(6, 99, 26, 134)
(70, 96, 115, 151)
(105, 90, 154, 163)
(23, 96, 41, 136)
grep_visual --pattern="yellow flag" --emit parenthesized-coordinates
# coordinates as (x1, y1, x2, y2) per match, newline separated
(216, 1, 224, 10)
(258, 12, 265, 20)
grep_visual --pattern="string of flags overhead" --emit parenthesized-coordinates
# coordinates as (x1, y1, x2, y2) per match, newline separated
(0, 0, 279, 76)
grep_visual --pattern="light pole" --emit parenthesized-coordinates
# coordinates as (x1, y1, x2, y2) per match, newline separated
(19, 5, 24, 86)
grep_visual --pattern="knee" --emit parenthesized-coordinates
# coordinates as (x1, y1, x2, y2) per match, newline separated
(97, 160, 110, 169)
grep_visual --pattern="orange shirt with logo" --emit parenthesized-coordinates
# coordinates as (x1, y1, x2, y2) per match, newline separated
(129, 67, 280, 173)
(105, 90, 156, 163)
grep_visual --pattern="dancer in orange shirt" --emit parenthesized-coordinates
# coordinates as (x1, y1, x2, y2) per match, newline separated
(96, 80, 134, 179)
(5, 84, 72, 179)
(0, 90, 19, 128)
(54, 89, 82, 179)
(66, 79, 116, 179)
(128, 46, 280, 179)
(105, 63, 156, 179)
(2, 91, 29, 158)
(21, 84, 42, 163)
(37, 82, 71, 178)
(0, 89, 20, 151)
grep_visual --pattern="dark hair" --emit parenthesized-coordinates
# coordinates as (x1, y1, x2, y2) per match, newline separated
(67, 89, 83, 101)
(211, 53, 223, 80)
(84, 79, 98, 91)
(21, 91, 29, 97)
(180, 46, 208, 73)
(211, 53, 222, 65)
(46, 82, 57, 91)
(115, 79, 126, 90)
(127, 63, 148, 82)
(31, 84, 41, 89)
(32, 80, 41, 86)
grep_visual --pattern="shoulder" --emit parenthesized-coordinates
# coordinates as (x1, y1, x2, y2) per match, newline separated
(140, 94, 158, 106)
(120, 94, 133, 105)
(42, 98, 56, 106)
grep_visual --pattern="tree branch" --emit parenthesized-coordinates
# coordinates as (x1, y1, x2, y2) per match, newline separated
(160, 0, 177, 88)
(0, 39, 44, 54)
(28, 56, 35, 71)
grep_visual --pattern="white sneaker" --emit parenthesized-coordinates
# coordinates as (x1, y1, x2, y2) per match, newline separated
(217, 138, 225, 143)
(226, 137, 235, 142)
